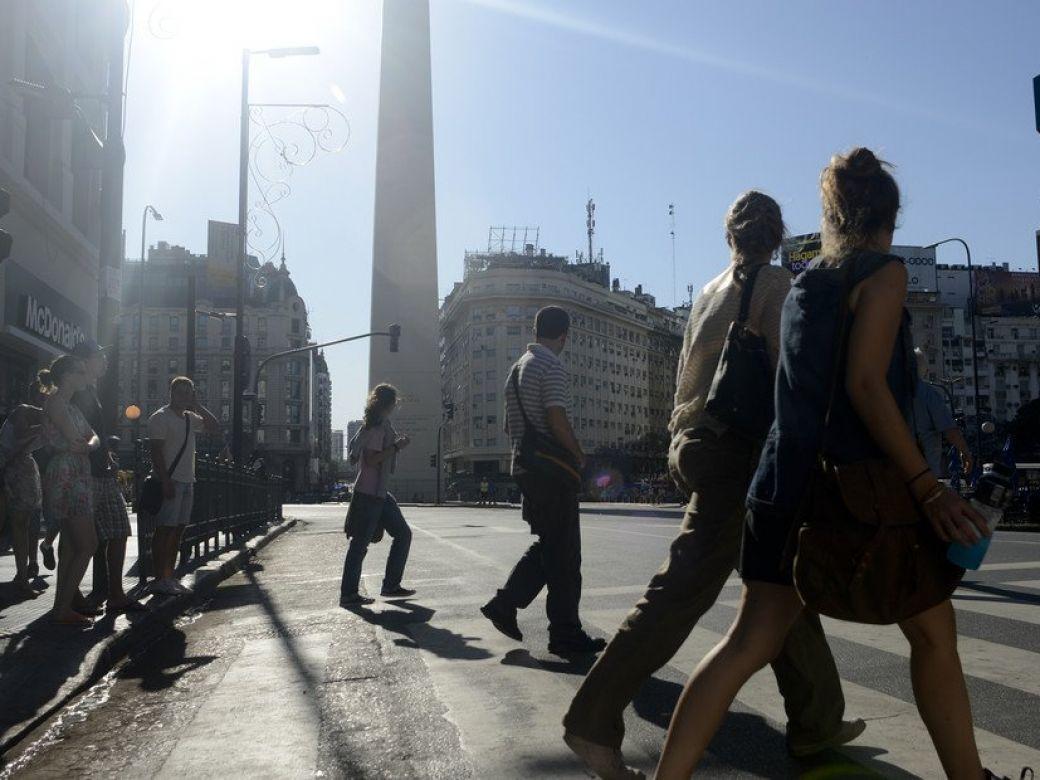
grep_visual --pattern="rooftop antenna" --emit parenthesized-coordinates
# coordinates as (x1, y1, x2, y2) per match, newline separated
(686, 283, 694, 308)
(669, 203, 677, 306)
(586, 197, 596, 265)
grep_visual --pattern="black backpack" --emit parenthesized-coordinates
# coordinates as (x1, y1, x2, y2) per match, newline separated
(704, 263, 776, 441)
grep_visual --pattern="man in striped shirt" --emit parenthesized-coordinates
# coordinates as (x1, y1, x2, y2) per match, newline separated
(481, 306, 606, 657)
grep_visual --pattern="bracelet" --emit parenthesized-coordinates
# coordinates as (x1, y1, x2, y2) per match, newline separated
(920, 485, 946, 506)
(905, 468, 931, 488)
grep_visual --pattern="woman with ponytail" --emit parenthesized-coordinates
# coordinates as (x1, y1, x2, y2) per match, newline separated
(39, 356, 101, 626)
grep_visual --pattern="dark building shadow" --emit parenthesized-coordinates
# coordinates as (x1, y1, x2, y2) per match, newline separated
(116, 628, 216, 692)
(349, 600, 494, 661)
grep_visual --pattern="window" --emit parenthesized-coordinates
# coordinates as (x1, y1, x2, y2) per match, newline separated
(148, 315, 159, 332)
(285, 403, 302, 424)
(291, 319, 301, 334)
(170, 315, 179, 332)
(146, 379, 158, 399)
(256, 429, 266, 444)
(221, 337, 232, 350)
(196, 335, 208, 350)
(220, 402, 231, 422)
(221, 358, 232, 373)
(486, 326, 495, 336)
(148, 336, 158, 350)
(290, 429, 302, 444)
(167, 358, 178, 374)
(258, 379, 267, 399)
(258, 317, 267, 332)
(168, 336, 179, 350)
(221, 381, 230, 399)
(147, 360, 159, 376)
(486, 392, 497, 402)
(507, 326, 521, 336)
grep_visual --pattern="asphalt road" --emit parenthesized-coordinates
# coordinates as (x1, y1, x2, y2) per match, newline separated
(5, 504, 1040, 778)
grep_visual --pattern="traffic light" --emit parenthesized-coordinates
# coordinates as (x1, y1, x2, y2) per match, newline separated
(388, 323, 401, 353)
(0, 188, 12, 263)
(429, 454, 436, 467)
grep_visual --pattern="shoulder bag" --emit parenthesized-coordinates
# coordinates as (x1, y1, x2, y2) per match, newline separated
(509, 366, 582, 490)
(704, 263, 775, 441)
(137, 414, 191, 515)
(791, 259, 963, 625)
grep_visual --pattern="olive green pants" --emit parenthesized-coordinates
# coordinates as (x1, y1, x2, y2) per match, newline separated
(563, 428, 845, 748)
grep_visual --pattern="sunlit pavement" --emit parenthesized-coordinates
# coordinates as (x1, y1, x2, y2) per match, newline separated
(4, 504, 1039, 778)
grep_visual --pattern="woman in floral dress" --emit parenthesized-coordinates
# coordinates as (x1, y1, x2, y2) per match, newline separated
(39, 356, 100, 626)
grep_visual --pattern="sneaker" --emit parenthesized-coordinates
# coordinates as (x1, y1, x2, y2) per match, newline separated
(340, 593, 375, 606)
(39, 542, 55, 571)
(380, 586, 417, 598)
(564, 732, 645, 780)
(548, 632, 607, 656)
(171, 579, 192, 595)
(480, 599, 522, 641)
(788, 719, 867, 757)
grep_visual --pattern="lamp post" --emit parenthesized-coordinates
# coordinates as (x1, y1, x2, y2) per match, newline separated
(926, 238, 982, 456)
(232, 46, 320, 464)
(136, 205, 163, 445)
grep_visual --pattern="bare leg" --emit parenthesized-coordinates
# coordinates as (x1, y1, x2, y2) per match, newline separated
(10, 509, 32, 584)
(656, 582, 804, 779)
(105, 537, 130, 604)
(898, 600, 983, 779)
(52, 515, 98, 619)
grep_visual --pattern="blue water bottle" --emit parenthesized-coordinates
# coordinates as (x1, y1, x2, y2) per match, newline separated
(947, 462, 1015, 570)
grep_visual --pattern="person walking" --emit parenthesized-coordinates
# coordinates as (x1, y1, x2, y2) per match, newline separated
(563, 192, 861, 779)
(71, 340, 145, 614)
(0, 377, 47, 597)
(146, 377, 221, 596)
(913, 348, 973, 478)
(340, 383, 415, 605)
(480, 306, 605, 656)
(40, 357, 100, 626)
(655, 149, 1002, 779)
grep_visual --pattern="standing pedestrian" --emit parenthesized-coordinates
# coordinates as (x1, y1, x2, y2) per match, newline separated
(479, 477, 490, 506)
(0, 377, 47, 597)
(481, 306, 604, 656)
(564, 192, 860, 779)
(40, 357, 100, 626)
(71, 340, 145, 614)
(340, 383, 415, 605)
(655, 149, 998, 778)
(146, 377, 221, 596)
(913, 348, 972, 477)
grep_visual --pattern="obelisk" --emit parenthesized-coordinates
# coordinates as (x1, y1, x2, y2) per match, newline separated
(369, 0, 440, 500)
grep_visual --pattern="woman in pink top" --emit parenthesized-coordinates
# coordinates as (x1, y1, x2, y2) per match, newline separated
(339, 384, 415, 605)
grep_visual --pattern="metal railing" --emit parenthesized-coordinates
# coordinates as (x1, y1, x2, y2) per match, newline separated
(134, 445, 283, 582)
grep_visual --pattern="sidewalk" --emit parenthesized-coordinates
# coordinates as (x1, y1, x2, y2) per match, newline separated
(0, 514, 294, 755)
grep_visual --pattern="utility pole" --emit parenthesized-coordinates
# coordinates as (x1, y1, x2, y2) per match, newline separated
(98, 0, 129, 434)
(669, 203, 677, 307)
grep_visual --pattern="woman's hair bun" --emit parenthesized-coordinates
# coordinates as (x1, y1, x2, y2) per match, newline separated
(838, 147, 883, 178)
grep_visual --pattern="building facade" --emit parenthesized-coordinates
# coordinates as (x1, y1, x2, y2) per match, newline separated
(439, 246, 684, 487)
(116, 222, 327, 491)
(331, 429, 344, 462)
(312, 350, 333, 486)
(0, 1, 115, 411)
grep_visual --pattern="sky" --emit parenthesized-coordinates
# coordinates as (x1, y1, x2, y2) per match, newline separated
(121, 0, 1040, 432)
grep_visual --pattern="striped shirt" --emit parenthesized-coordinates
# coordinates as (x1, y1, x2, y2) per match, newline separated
(504, 343, 571, 475)
(669, 262, 792, 435)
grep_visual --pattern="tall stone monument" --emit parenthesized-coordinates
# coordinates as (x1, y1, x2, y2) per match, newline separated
(369, 0, 440, 500)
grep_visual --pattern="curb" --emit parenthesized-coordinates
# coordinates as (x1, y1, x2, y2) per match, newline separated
(0, 517, 298, 759)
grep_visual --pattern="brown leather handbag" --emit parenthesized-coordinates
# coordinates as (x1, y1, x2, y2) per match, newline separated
(791, 260, 964, 625)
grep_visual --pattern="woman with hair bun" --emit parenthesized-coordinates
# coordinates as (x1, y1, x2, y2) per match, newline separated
(564, 191, 861, 779)
(656, 150, 1000, 778)
(39, 356, 101, 626)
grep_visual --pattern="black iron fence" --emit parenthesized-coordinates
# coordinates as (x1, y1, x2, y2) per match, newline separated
(133, 447, 283, 582)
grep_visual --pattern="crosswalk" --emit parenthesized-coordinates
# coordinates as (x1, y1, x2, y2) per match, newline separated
(395, 515, 1040, 778)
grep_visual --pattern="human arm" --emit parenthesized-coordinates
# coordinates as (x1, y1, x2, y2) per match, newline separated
(547, 406, 585, 469)
(360, 428, 405, 467)
(845, 261, 987, 545)
(190, 390, 222, 434)
(149, 440, 175, 499)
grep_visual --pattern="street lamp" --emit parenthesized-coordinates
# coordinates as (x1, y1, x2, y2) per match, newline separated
(233, 45, 320, 463)
(136, 205, 163, 446)
(925, 237, 982, 456)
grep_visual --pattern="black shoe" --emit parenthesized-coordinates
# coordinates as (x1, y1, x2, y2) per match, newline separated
(26, 561, 39, 580)
(480, 600, 522, 641)
(40, 542, 55, 571)
(380, 586, 416, 598)
(549, 632, 607, 656)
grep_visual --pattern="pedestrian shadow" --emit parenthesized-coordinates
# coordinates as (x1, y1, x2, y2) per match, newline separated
(116, 628, 216, 692)
(348, 600, 494, 662)
(500, 648, 596, 676)
(0, 580, 48, 610)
